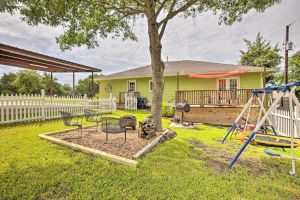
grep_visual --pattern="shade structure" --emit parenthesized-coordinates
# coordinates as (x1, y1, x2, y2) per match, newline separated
(0, 43, 102, 97)
(0, 43, 102, 73)
(186, 69, 248, 78)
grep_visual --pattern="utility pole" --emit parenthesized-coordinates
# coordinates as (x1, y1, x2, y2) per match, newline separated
(285, 25, 289, 84)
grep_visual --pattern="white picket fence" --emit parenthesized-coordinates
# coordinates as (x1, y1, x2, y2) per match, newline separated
(271, 106, 300, 138)
(125, 93, 137, 110)
(0, 90, 116, 125)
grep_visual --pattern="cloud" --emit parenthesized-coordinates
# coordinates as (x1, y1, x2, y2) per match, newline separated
(0, 0, 299, 85)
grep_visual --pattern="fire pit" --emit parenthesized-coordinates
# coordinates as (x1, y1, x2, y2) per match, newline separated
(120, 115, 136, 130)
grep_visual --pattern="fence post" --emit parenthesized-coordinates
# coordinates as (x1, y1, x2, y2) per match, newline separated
(125, 93, 127, 110)
(84, 94, 88, 111)
(41, 89, 46, 121)
(295, 106, 299, 138)
(109, 93, 112, 111)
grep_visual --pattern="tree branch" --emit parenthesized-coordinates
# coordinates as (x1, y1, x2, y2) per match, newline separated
(96, 0, 146, 16)
(155, 0, 170, 17)
(158, 0, 197, 27)
(158, 0, 177, 40)
(132, 0, 146, 8)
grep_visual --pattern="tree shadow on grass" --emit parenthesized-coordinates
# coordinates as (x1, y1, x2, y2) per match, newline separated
(185, 138, 298, 177)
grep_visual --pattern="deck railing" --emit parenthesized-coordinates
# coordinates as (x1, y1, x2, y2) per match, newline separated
(176, 89, 259, 106)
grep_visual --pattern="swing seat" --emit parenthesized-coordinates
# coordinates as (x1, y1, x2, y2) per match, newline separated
(244, 133, 300, 148)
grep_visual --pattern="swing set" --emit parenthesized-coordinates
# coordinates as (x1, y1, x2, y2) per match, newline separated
(222, 81, 300, 176)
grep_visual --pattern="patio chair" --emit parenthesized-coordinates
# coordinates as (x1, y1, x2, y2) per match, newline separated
(101, 117, 127, 144)
(83, 109, 102, 129)
(59, 111, 83, 138)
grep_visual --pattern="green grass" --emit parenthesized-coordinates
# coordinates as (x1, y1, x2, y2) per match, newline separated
(0, 110, 300, 199)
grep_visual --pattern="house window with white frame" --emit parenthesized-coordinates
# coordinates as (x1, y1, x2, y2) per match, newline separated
(149, 80, 153, 92)
(218, 79, 226, 90)
(217, 77, 239, 90)
(127, 80, 136, 92)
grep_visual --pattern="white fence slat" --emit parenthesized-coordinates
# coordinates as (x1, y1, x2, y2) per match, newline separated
(125, 93, 137, 110)
(271, 106, 300, 138)
(0, 90, 117, 125)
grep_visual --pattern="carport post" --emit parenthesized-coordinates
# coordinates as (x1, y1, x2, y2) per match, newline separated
(50, 72, 53, 96)
(91, 72, 94, 98)
(73, 72, 75, 96)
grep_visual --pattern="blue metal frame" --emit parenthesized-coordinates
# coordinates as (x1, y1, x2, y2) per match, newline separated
(221, 123, 237, 143)
(228, 131, 257, 168)
(227, 81, 300, 168)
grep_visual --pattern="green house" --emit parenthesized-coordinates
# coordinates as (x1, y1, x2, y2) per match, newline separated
(98, 60, 276, 107)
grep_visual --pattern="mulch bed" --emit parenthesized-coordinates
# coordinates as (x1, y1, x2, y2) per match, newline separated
(53, 127, 155, 159)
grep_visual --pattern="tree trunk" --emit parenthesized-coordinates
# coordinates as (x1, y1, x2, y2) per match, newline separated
(146, 2, 165, 131)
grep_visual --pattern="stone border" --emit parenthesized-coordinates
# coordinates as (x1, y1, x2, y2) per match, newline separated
(38, 125, 138, 167)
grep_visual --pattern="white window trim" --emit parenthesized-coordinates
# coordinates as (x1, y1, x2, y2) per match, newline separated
(149, 80, 153, 92)
(127, 80, 136, 92)
(216, 76, 240, 90)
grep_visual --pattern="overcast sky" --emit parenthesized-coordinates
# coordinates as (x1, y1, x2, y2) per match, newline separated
(0, 0, 299, 85)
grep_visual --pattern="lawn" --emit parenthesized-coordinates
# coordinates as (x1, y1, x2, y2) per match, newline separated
(0, 110, 300, 199)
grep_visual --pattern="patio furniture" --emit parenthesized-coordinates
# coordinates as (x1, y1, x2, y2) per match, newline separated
(83, 109, 102, 129)
(59, 111, 83, 138)
(101, 117, 127, 144)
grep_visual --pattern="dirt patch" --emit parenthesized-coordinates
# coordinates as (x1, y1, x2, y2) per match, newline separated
(186, 138, 266, 175)
(53, 127, 155, 159)
(187, 139, 206, 149)
(208, 160, 226, 174)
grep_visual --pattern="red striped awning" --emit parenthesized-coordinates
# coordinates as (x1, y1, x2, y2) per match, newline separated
(186, 69, 248, 78)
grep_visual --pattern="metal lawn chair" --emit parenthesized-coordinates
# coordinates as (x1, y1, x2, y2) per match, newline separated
(83, 109, 102, 129)
(59, 111, 83, 138)
(101, 117, 127, 144)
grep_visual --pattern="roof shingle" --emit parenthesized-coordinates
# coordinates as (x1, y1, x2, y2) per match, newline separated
(99, 60, 277, 80)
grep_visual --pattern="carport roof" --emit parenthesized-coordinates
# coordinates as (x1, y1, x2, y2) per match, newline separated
(0, 43, 102, 73)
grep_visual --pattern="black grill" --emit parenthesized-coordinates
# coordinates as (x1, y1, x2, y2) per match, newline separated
(175, 102, 190, 124)
(175, 103, 190, 113)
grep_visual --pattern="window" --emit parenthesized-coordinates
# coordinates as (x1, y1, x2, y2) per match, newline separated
(127, 80, 136, 92)
(218, 79, 226, 90)
(217, 77, 239, 90)
(149, 80, 153, 92)
(229, 79, 238, 90)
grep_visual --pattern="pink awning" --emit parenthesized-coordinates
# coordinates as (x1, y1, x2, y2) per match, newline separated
(186, 69, 248, 78)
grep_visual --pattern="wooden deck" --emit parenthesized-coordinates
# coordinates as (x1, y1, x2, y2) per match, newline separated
(176, 89, 262, 107)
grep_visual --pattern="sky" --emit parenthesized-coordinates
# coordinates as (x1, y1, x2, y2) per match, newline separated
(0, 0, 299, 85)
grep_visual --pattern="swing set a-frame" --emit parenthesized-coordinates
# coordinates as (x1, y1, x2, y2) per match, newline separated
(222, 81, 300, 176)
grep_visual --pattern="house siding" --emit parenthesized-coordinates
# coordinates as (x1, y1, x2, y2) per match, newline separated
(99, 72, 262, 103)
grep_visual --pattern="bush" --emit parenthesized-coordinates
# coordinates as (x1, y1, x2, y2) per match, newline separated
(162, 101, 175, 117)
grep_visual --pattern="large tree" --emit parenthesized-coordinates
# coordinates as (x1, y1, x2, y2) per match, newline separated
(273, 51, 300, 85)
(14, 70, 44, 94)
(76, 74, 102, 97)
(1, 0, 281, 130)
(42, 73, 72, 96)
(287, 51, 300, 83)
(0, 72, 17, 94)
(239, 33, 281, 85)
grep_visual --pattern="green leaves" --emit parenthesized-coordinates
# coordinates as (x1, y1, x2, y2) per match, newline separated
(1, 0, 281, 50)
(287, 51, 300, 83)
(0, 70, 72, 95)
(1, 0, 141, 50)
(239, 33, 282, 68)
(13, 70, 44, 94)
